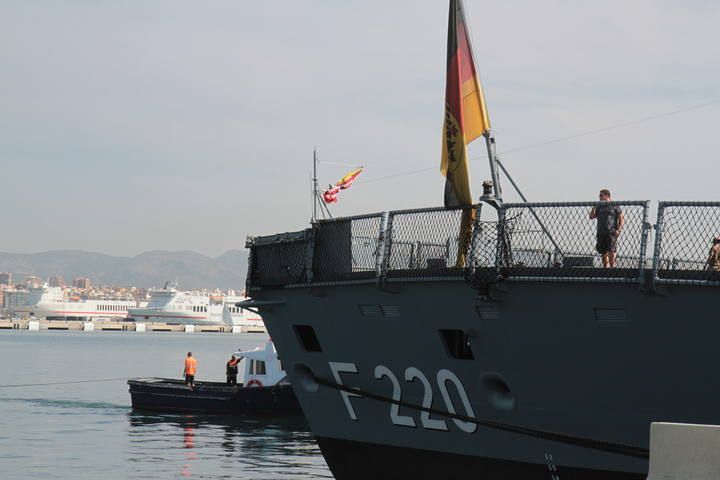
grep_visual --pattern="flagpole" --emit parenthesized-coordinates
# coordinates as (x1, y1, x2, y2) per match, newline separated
(312, 148, 318, 223)
(483, 131, 502, 201)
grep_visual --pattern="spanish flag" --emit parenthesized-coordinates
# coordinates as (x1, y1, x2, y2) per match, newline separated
(322, 167, 364, 204)
(440, 0, 491, 207)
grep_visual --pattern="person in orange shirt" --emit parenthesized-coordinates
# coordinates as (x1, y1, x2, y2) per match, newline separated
(184, 352, 197, 388)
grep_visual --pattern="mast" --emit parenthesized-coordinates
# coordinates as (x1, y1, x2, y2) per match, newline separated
(483, 131, 502, 201)
(312, 148, 318, 223)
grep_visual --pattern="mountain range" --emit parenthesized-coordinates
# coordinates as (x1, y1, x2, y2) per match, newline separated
(0, 250, 249, 290)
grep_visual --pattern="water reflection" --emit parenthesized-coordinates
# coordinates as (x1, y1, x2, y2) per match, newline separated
(126, 413, 331, 479)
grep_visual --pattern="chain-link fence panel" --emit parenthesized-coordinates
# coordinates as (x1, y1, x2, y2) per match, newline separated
(654, 202, 720, 283)
(386, 206, 478, 278)
(464, 217, 509, 285)
(246, 230, 311, 288)
(312, 213, 384, 282)
(499, 201, 650, 281)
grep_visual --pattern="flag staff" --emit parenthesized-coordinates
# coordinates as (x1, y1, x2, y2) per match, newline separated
(312, 148, 318, 223)
(483, 131, 502, 202)
(311, 148, 333, 222)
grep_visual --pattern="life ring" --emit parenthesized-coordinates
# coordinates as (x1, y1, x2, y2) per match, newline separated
(246, 379, 263, 388)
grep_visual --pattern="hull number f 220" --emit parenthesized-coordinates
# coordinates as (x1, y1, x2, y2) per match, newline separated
(328, 362, 477, 434)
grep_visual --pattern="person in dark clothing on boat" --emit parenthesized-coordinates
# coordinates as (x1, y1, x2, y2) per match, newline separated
(226, 355, 240, 385)
(589, 189, 624, 268)
(706, 236, 720, 271)
(184, 352, 197, 388)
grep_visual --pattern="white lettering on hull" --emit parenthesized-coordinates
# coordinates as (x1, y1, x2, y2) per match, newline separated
(329, 362, 362, 421)
(331, 362, 477, 433)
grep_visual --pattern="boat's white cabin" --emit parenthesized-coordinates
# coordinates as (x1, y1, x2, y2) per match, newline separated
(233, 340, 286, 388)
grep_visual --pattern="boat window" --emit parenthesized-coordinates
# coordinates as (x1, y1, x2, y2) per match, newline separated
(254, 360, 266, 375)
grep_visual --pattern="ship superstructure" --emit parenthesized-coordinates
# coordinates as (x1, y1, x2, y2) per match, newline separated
(127, 284, 265, 329)
(244, 200, 720, 479)
(22, 285, 136, 320)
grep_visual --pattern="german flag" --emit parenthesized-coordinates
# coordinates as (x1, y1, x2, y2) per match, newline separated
(440, 0, 490, 208)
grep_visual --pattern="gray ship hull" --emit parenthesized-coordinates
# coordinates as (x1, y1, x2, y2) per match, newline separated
(245, 200, 720, 478)
(252, 280, 718, 479)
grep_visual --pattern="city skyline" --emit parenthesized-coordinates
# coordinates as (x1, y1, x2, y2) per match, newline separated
(2, 1, 719, 257)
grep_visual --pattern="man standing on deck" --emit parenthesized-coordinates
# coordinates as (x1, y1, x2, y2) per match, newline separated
(226, 355, 240, 385)
(184, 352, 197, 388)
(590, 189, 625, 268)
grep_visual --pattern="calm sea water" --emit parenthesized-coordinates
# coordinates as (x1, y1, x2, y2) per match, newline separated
(0, 331, 333, 480)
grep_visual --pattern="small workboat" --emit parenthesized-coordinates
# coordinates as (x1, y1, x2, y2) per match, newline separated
(128, 340, 302, 416)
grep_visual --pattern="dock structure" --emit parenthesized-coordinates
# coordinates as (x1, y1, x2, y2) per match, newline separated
(646, 422, 720, 480)
(0, 319, 265, 334)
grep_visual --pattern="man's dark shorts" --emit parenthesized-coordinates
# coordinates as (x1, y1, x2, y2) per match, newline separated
(596, 232, 618, 254)
(185, 374, 195, 384)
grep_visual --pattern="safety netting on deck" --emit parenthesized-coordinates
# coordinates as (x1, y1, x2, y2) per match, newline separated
(498, 201, 650, 282)
(654, 202, 720, 283)
(247, 230, 311, 287)
(245, 200, 720, 289)
(312, 213, 384, 282)
(385, 206, 479, 278)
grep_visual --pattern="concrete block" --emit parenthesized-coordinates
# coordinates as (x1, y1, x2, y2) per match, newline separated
(647, 422, 720, 480)
(28, 321, 40, 331)
(232, 325, 245, 334)
(135, 323, 146, 332)
(184, 324, 195, 333)
(83, 322, 95, 332)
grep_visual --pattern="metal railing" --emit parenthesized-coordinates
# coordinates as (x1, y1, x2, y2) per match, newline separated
(245, 200, 720, 290)
(498, 201, 651, 283)
(312, 212, 386, 283)
(385, 206, 479, 280)
(652, 202, 720, 286)
(246, 230, 312, 288)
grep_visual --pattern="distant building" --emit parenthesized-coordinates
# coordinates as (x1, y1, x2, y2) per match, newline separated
(24, 276, 42, 289)
(48, 276, 65, 288)
(0, 272, 12, 286)
(3, 289, 29, 314)
(73, 277, 91, 289)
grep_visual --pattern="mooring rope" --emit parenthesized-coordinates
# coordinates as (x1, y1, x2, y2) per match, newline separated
(0, 377, 128, 388)
(313, 376, 650, 459)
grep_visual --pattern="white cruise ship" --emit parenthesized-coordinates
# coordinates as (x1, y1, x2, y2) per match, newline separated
(20, 286, 137, 320)
(127, 284, 265, 330)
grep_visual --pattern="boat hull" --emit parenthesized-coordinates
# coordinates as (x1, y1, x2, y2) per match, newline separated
(128, 378, 302, 416)
(252, 279, 720, 479)
(316, 437, 644, 480)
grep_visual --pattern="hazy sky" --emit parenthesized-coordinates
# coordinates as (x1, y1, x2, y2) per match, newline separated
(1, 1, 719, 256)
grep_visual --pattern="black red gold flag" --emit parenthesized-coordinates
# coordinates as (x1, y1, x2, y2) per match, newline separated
(440, 0, 491, 207)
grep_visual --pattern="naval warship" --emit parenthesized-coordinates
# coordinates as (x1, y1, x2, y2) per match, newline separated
(240, 1, 720, 479)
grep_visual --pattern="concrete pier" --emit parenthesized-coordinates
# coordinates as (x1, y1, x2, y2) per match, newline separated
(646, 422, 720, 480)
(0, 318, 261, 334)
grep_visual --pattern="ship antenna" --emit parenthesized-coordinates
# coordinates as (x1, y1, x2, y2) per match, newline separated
(312, 147, 318, 223)
(310, 147, 333, 222)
